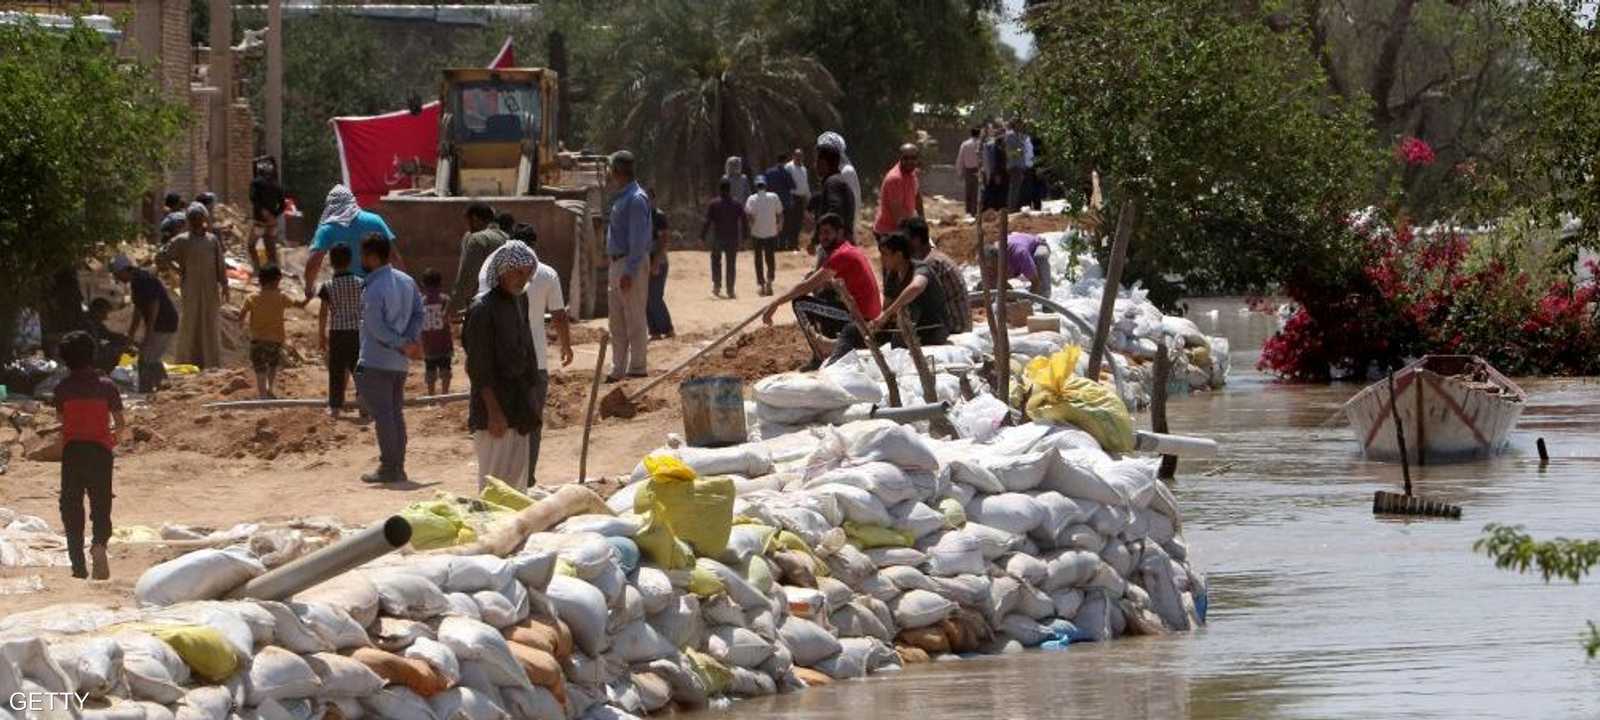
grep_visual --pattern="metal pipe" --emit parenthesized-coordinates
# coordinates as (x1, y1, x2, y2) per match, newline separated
(228, 516, 412, 601)
(869, 401, 952, 424)
(1134, 431, 1218, 458)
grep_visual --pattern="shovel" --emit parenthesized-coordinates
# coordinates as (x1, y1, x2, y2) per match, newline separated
(599, 306, 769, 419)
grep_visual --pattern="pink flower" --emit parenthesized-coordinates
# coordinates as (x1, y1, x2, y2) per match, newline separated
(1395, 137, 1436, 167)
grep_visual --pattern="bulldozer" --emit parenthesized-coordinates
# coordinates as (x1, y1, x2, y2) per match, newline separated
(374, 67, 611, 318)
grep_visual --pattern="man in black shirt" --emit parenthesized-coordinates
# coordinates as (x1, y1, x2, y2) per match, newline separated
(870, 232, 950, 348)
(110, 255, 178, 393)
(249, 157, 286, 270)
(808, 144, 856, 261)
(464, 241, 540, 491)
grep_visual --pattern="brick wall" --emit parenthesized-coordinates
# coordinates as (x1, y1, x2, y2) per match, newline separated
(228, 100, 257, 203)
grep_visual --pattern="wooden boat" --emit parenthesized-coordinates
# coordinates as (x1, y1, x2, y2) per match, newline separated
(1344, 355, 1526, 464)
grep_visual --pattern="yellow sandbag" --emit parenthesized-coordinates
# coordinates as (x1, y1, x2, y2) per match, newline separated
(1187, 344, 1211, 368)
(554, 559, 577, 578)
(633, 454, 735, 569)
(937, 498, 967, 529)
(148, 625, 239, 682)
(166, 364, 200, 375)
(401, 501, 469, 550)
(111, 526, 162, 543)
(1022, 348, 1135, 452)
(481, 477, 534, 511)
(684, 649, 731, 695)
(843, 522, 915, 549)
(745, 555, 775, 595)
(686, 565, 725, 597)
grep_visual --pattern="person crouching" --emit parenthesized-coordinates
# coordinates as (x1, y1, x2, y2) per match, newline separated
(464, 241, 540, 490)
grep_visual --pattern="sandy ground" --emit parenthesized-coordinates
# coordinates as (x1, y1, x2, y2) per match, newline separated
(0, 196, 1072, 611)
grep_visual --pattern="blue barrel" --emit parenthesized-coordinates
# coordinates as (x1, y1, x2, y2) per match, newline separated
(678, 376, 748, 448)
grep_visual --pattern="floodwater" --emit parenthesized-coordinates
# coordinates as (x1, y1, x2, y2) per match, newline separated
(697, 297, 1600, 720)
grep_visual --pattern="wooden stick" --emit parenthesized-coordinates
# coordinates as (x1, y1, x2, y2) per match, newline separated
(1151, 345, 1178, 480)
(620, 306, 767, 403)
(994, 210, 1012, 405)
(833, 279, 901, 408)
(578, 333, 610, 484)
(1388, 372, 1413, 496)
(896, 310, 958, 438)
(1087, 197, 1138, 380)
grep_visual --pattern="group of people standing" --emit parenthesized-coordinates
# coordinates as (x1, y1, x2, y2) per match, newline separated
(699, 151, 813, 299)
(957, 119, 1044, 217)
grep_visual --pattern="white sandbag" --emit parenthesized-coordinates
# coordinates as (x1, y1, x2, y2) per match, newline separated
(864, 547, 927, 568)
(1139, 545, 1190, 631)
(988, 576, 1022, 623)
(959, 522, 1024, 560)
(554, 536, 617, 580)
(815, 577, 853, 613)
(888, 501, 945, 540)
(430, 687, 510, 720)
(839, 421, 940, 473)
(944, 460, 1005, 495)
(852, 570, 896, 602)
(245, 647, 321, 705)
(829, 602, 892, 642)
(545, 575, 609, 657)
(293, 573, 381, 628)
(1030, 491, 1086, 545)
(644, 659, 706, 708)
(1089, 503, 1133, 537)
(607, 585, 646, 635)
(877, 565, 937, 595)
(695, 558, 772, 611)
(1040, 448, 1126, 507)
(501, 686, 563, 720)
(707, 626, 773, 668)
(804, 462, 918, 506)
(437, 616, 530, 690)
(1100, 542, 1136, 578)
(776, 617, 841, 667)
(145, 602, 254, 662)
(372, 572, 451, 620)
(445, 592, 482, 620)
(373, 616, 434, 652)
(809, 484, 892, 526)
(754, 372, 857, 410)
(633, 567, 674, 615)
(591, 561, 629, 608)
(952, 394, 1010, 442)
(810, 642, 867, 680)
(983, 451, 1053, 492)
(822, 543, 877, 590)
(1028, 425, 1102, 455)
(227, 601, 276, 648)
(304, 652, 385, 698)
(1050, 589, 1085, 619)
(556, 514, 640, 538)
(134, 547, 265, 606)
(1003, 553, 1049, 588)
(1058, 524, 1105, 553)
(402, 637, 461, 688)
(613, 620, 677, 664)
(930, 574, 991, 608)
(890, 589, 956, 629)
(113, 634, 185, 704)
(700, 594, 746, 627)
(717, 523, 777, 566)
(1075, 590, 1114, 641)
(628, 443, 775, 482)
(999, 614, 1054, 647)
(965, 493, 1046, 535)
(1015, 582, 1055, 620)
(820, 352, 884, 403)
(726, 666, 777, 697)
(439, 557, 516, 594)
(472, 590, 524, 629)
(361, 688, 440, 720)
(175, 685, 232, 720)
(48, 637, 122, 699)
(1130, 507, 1177, 545)
(649, 594, 703, 651)
(766, 506, 833, 546)
(1044, 550, 1101, 591)
(925, 533, 985, 577)
(783, 586, 827, 619)
(631, 671, 672, 714)
(250, 602, 330, 655)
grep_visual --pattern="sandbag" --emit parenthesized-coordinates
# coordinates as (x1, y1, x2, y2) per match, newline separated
(809, 484, 892, 526)
(372, 572, 451, 620)
(843, 522, 916, 549)
(890, 589, 956, 630)
(896, 626, 949, 655)
(147, 625, 238, 684)
(250, 602, 330, 655)
(776, 617, 841, 667)
(753, 373, 857, 410)
(983, 452, 1054, 492)
(48, 637, 122, 699)
(1044, 550, 1100, 591)
(840, 422, 940, 473)
(945, 460, 1005, 495)
(429, 687, 510, 720)
(648, 594, 703, 651)
(888, 501, 945, 540)
(965, 493, 1046, 535)
(717, 523, 777, 566)
(134, 548, 265, 606)
(545, 575, 608, 657)
(437, 616, 530, 690)
(374, 617, 435, 653)
(305, 652, 385, 699)
(1030, 491, 1085, 544)
(706, 626, 773, 669)
(1003, 553, 1050, 588)
(1015, 582, 1055, 620)
(508, 550, 558, 592)
(925, 533, 985, 577)
(440, 557, 516, 594)
(113, 632, 187, 704)
(633, 455, 735, 569)
(630, 443, 775, 481)
(613, 620, 677, 664)
(879, 565, 940, 594)
(361, 687, 440, 720)
(805, 462, 918, 506)
(555, 514, 639, 538)
(1050, 588, 1085, 619)
(999, 614, 1054, 647)
(1058, 524, 1105, 553)
(695, 557, 772, 611)
(929, 574, 991, 608)
(175, 686, 232, 720)
(987, 576, 1022, 623)
(959, 522, 1024, 561)
(769, 550, 819, 588)
(823, 545, 877, 589)
(1041, 448, 1125, 507)
(402, 638, 461, 689)
(501, 686, 563, 720)
(1100, 541, 1136, 578)
(1075, 590, 1115, 641)
(351, 648, 448, 698)
(245, 647, 321, 705)
(1021, 351, 1135, 452)
(829, 602, 892, 642)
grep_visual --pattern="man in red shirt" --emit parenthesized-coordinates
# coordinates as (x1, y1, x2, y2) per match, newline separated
(763, 213, 882, 369)
(52, 331, 125, 580)
(872, 143, 924, 241)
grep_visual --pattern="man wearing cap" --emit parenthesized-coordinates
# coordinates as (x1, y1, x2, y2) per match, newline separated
(109, 256, 178, 393)
(873, 143, 924, 242)
(156, 202, 228, 368)
(745, 175, 784, 297)
(604, 150, 653, 381)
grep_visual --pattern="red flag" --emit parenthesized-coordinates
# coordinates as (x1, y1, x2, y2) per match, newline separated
(331, 38, 516, 206)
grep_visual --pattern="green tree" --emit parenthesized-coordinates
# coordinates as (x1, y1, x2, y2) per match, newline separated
(1476, 523, 1600, 657)
(0, 18, 184, 359)
(1020, 0, 1378, 304)
(1514, 0, 1600, 251)
(594, 0, 841, 204)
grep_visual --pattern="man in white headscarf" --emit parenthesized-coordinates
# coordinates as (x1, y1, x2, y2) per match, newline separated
(816, 131, 862, 216)
(302, 184, 406, 303)
(464, 241, 540, 490)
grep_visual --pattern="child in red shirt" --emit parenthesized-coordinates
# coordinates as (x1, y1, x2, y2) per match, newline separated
(419, 268, 454, 395)
(53, 331, 125, 579)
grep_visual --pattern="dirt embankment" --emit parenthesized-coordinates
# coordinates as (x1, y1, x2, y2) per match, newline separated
(932, 212, 1082, 266)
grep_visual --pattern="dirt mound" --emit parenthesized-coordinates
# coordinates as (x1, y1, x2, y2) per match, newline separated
(130, 400, 355, 461)
(690, 324, 813, 382)
(933, 213, 1081, 266)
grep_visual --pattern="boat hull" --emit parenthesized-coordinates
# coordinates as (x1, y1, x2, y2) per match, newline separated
(1344, 356, 1525, 464)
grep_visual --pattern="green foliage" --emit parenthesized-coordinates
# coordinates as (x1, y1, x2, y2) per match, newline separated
(1019, 0, 1378, 303)
(1475, 523, 1600, 657)
(0, 18, 184, 359)
(593, 0, 841, 204)
(1513, 0, 1600, 250)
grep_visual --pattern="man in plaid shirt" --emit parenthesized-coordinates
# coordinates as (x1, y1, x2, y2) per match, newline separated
(317, 244, 364, 415)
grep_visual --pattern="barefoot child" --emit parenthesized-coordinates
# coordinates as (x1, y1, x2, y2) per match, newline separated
(239, 265, 290, 398)
(420, 268, 453, 395)
(54, 331, 124, 579)
(316, 246, 363, 415)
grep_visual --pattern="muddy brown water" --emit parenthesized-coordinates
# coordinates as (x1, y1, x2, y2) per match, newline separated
(692, 298, 1600, 719)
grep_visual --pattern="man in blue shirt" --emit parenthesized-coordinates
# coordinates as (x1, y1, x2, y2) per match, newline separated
(301, 185, 407, 303)
(605, 151, 654, 381)
(355, 234, 424, 485)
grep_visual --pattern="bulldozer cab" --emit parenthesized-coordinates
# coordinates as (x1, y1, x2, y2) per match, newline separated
(435, 67, 559, 197)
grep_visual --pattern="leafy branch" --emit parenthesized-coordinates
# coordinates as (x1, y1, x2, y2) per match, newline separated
(1474, 523, 1600, 657)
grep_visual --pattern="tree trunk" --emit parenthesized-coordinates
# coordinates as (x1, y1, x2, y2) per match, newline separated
(1370, 0, 1420, 132)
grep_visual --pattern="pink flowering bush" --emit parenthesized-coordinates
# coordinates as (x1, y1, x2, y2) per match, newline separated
(1395, 136, 1437, 167)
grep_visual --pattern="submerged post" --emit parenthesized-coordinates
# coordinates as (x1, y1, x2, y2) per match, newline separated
(1152, 345, 1178, 480)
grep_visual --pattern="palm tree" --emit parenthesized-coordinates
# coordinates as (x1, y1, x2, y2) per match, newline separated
(597, 0, 841, 205)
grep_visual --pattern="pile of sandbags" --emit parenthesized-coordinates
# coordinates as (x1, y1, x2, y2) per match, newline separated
(1, 413, 1205, 720)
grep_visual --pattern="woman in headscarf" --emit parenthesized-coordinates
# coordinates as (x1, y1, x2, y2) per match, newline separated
(722, 156, 751, 206)
(463, 241, 541, 491)
(816, 131, 862, 216)
(156, 202, 228, 367)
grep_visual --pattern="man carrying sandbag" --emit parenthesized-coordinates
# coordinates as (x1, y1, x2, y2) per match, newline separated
(464, 241, 541, 490)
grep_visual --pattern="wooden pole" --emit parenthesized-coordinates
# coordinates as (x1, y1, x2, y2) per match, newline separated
(993, 210, 1012, 405)
(578, 333, 610, 484)
(833, 279, 901, 408)
(266, 0, 283, 173)
(895, 310, 958, 437)
(1151, 345, 1178, 480)
(1388, 372, 1412, 497)
(209, 0, 233, 200)
(1087, 198, 1138, 380)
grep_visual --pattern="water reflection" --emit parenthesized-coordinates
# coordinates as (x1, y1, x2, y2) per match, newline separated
(691, 298, 1600, 720)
